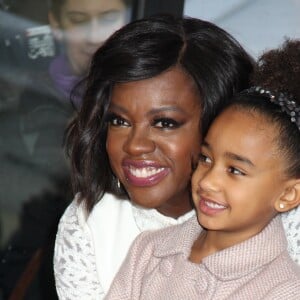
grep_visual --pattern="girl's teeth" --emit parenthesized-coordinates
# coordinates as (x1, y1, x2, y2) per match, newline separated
(129, 167, 165, 178)
(205, 200, 226, 209)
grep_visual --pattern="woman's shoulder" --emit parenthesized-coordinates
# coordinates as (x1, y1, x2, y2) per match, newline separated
(54, 193, 94, 257)
(54, 193, 104, 298)
(91, 192, 133, 213)
(87, 193, 134, 229)
(56, 193, 88, 231)
(281, 205, 300, 265)
(58, 192, 132, 226)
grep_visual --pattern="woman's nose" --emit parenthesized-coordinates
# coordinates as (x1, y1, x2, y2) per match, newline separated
(122, 127, 155, 156)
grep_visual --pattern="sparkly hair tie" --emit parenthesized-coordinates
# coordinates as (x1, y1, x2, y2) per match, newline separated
(246, 86, 300, 131)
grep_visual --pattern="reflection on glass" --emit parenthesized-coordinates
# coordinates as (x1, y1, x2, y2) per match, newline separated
(0, 1, 131, 299)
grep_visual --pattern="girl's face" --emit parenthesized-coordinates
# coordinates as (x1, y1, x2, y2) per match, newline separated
(106, 67, 202, 218)
(192, 107, 292, 241)
(50, 0, 127, 75)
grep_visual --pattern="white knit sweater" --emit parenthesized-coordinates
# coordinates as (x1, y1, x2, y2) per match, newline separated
(53, 193, 194, 299)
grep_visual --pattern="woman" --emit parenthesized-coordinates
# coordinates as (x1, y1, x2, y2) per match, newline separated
(105, 39, 300, 300)
(54, 14, 254, 299)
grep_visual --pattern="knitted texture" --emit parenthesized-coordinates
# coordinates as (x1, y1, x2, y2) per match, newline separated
(105, 216, 300, 300)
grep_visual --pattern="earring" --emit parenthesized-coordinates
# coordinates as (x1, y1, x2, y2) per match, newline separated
(117, 179, 121, 189)
(279, 203, 285, 209)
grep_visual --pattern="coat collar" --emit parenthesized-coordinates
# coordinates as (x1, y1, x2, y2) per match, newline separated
(153, 215, 287, 280)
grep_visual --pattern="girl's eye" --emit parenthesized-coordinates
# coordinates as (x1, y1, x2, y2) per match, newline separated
(198, 153, 212, 164)
(153, 118, 180, 129)
(228, 166, 245, 176)
(107, 114, 130, 127)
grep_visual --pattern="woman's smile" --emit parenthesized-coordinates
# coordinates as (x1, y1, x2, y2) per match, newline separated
(122, 159, 170, 187)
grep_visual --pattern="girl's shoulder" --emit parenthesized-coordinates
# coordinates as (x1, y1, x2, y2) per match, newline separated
(263, 278, 300, 300)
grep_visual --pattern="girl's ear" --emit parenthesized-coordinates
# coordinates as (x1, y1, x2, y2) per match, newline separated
(48, 12, 63, 41)
(275, 180, 300, 212)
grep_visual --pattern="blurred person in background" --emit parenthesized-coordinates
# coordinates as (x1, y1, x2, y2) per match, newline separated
(48, 0, 129, 106)
(0, 1, 130, 299)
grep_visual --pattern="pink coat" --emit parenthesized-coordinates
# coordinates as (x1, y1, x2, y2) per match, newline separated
(105, 216, 300, 300)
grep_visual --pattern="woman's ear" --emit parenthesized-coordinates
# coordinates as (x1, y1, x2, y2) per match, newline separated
(275, 180, 300, 212)
(48, 12, 63, 41)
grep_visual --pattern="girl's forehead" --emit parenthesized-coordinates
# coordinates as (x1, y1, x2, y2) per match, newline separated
(208, 107, 281, 156)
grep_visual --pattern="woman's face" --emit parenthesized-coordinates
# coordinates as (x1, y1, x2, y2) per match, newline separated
(106, 67, 202, 218)
(50, 0, 127, 75)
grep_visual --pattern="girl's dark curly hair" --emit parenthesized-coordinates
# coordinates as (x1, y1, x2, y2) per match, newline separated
(252, 39, 300, 101)
(229, 39, 300, 178)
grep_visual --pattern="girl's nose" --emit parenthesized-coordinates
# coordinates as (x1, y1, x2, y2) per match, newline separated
(122, 127, 155, 156)
(194, 164, 221, 193)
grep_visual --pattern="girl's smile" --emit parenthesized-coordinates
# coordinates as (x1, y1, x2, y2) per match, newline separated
(198, 196, 228, 216)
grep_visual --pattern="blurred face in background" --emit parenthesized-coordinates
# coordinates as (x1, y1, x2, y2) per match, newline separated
(49, 0, 127, 75)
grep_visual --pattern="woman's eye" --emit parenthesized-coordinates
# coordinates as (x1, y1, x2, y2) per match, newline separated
(153, 118, 180, 129)
(228, 166, 245, 176)
(107, 115, 129, 127)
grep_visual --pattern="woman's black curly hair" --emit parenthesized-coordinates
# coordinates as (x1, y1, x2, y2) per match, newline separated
(65, 14, 254, 212)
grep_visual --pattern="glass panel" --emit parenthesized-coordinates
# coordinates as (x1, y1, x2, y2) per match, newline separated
(0, 1, 132, 299)
(184, 0, 300, 57)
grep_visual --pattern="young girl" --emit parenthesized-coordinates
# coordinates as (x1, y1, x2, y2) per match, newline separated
(104, 39, 300, 299)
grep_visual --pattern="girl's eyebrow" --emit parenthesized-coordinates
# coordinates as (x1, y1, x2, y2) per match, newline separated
(202, 141, 255, 167)
(224, 152, 255, 167)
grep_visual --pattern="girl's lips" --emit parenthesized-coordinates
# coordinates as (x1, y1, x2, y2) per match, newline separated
(198, 196, 227, 216)
(122, 160, 170, 187)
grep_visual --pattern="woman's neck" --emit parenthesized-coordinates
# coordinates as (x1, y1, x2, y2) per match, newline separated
(157, 200, 193, 219)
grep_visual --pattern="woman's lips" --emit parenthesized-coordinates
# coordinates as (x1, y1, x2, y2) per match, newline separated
(198, 196, 227, 216)
(122, 160, 170, 187)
